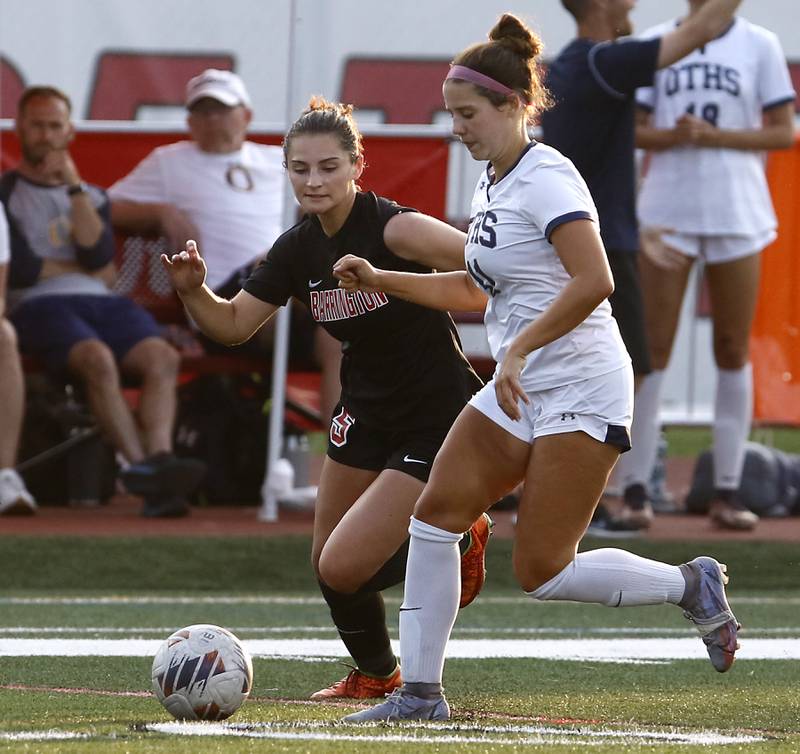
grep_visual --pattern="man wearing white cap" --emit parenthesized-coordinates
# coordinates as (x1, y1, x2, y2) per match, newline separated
(109, 69, 341, 425)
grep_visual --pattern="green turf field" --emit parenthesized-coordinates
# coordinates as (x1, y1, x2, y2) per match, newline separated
(0, 536, 798, 752)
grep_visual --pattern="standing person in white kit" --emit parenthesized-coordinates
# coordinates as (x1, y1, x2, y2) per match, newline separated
(629, 2, 795, 531)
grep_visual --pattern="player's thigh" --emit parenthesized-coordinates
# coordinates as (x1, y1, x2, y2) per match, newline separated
(415, 404, 530, 533)
(639, 250, 693, 369)
(317, 468, 424, 589)
(513, 431, 620, 590)
(706, 251, 761, 368)
(311, 455, 379, 570)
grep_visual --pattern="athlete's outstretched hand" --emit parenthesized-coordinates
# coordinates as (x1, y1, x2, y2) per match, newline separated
(333, 254, 382, 293)
(161, 239, 208, 294)
(494, 348, 530, 421)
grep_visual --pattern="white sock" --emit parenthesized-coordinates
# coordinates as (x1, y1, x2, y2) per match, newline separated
(399, 516, 462, 684)
(612, 370, 665, 491)
(528, 548, 686, 607)
(713, 364, 753, 490)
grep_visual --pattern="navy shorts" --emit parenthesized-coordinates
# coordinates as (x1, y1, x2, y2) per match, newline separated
(606, 249, 652, 376)
(11, 294, 162, 372)
(326, 402, 450, 483)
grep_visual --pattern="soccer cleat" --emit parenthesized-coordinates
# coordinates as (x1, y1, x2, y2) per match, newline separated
(460, 512, 493, 608)
(310, 665, 401, 701)
(709, 498, 759, 531)
(680, 557, 740, 672)
(342, 687, 450, 722)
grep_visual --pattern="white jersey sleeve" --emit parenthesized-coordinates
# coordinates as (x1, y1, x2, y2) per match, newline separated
(756, 26, 796, 109)
(108, 148, 170, 203)
(517, 156, 597, 241)
(0, 204, 9, 266)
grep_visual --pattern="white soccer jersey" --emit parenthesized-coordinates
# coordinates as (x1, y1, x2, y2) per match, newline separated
(465, 143, 629, 393)
(636, 17, 795, 235)
(109, 141, 286, 289)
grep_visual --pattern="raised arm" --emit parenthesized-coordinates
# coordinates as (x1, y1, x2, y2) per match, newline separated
(333, 254, 487, 313)
(161, 240, 277, 345)
(657, 0, 741, 69)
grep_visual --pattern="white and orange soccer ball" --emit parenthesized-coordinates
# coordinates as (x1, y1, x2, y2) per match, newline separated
(151, 624, 253, 721)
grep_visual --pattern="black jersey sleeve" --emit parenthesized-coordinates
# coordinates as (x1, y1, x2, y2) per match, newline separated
(371, 195, 433, 273)
(241, 232, 296, 306)
(374, 194, 417, 226)
(589, 37, 661, 98)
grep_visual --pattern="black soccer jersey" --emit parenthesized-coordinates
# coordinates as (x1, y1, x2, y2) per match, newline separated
(243, 191, 482, 430)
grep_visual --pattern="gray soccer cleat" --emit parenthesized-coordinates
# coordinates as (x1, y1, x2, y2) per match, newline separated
(342, 688, 450, 722)
(680, 557, 741, 672)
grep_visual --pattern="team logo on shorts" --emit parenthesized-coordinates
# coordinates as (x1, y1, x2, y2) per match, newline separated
(330, 407, 355, 447)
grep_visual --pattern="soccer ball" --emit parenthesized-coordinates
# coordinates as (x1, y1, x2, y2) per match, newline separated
(151, 624, 253, 720)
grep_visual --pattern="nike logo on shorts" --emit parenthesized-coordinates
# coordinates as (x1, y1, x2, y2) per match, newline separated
(403, 454, 428, 465)
(309, 279, 323, 288)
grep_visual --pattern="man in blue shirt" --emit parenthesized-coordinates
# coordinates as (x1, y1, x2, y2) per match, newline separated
(541, 0, 741, 532)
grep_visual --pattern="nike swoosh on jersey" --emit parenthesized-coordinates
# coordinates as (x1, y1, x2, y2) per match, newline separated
(309, 279, 323, 288)
(403, 455, 428, 465)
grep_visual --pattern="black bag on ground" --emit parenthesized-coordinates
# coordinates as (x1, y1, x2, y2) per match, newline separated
(18, 377, 117, 506)
(685, 441, 800, 517)
(173, 374, 269, 505)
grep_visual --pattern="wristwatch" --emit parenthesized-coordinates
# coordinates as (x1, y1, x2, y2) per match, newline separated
(67, 182, 87, 196)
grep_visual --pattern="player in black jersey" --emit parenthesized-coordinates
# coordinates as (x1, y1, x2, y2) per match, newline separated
(161, 97, 490, 701)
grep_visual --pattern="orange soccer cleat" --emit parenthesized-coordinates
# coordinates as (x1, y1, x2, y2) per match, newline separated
(310, 664, 402, 701)
(460, 512, 493, 608)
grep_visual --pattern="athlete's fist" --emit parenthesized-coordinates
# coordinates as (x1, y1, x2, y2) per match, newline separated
(333, 254, 382, 293)
(161, 239, 208, 293)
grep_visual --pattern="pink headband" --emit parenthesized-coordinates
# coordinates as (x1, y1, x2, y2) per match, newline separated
(445, 64, 520, 100)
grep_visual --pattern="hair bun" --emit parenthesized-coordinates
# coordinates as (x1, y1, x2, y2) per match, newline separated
(489, 13, 541, 60)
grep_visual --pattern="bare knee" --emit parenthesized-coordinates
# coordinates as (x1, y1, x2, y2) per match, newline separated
(317, 547, 360, 594)
(413, 486, 485, 535)
(0, 318, 19, 358)
(69, 340, 119, 386)
(713, 335, 749, 370)
(513, 549, 571, 593)
(128, 338, 180, 381)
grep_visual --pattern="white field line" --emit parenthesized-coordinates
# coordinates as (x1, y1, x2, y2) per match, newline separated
(0, 730, 89, 741)
(1, 625, 799, 637)
(0, 594, 798, 605)
(145, 720, 765, 746)
(1, 637, 798, 662)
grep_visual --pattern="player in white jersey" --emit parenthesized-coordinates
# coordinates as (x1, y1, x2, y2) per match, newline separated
(334, 14, 740, 722)
(616, 4, 796, 531)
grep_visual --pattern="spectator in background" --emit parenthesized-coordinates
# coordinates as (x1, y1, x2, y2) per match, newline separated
(109, 69, 341, 426)
(541, 0, 741, 534)
(0, 204, 36, 515)
(0, 85, 204, 518)
(630, 2, 795, 530)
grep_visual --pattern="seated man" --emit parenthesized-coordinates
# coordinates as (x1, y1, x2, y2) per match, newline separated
(0, 204, 36, 515)
(1, 85, 204, 518)
(109, 69, 340, 426)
